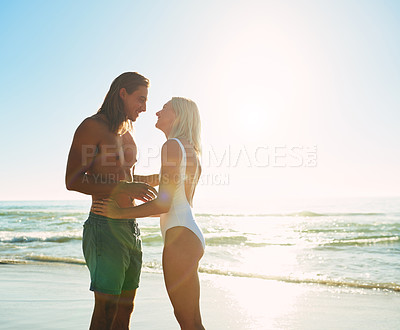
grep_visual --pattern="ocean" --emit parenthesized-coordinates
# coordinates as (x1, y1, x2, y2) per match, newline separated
(1, 197, 399, 293)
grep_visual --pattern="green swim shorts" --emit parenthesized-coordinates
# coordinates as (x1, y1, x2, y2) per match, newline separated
(82, 212, 142, 295)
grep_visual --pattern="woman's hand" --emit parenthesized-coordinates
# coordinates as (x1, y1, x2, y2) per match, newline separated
(91, 199, 126, 219)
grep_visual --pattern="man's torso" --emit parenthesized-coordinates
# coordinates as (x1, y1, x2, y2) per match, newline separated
(87, 114, 137, 208)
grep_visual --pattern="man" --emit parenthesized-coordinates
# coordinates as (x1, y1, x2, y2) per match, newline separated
(65, 72, 158, 329)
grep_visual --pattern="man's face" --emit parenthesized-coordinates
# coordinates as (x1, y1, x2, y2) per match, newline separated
(122, 85, 148, 121)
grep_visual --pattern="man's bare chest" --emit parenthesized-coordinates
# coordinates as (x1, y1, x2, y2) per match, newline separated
(96, 134, 137, 169)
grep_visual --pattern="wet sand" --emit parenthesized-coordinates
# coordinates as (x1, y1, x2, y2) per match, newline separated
(1, 263, 399, 329)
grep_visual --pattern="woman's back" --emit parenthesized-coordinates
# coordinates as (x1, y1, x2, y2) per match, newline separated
(180, 139, 201, 207)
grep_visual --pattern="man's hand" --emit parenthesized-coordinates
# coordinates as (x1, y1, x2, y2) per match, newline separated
(117, 182, 158, 202)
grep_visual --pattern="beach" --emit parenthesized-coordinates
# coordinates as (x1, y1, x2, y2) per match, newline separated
(1, 199, 400, 328)
(1, 262, 400, 330)
(1, 0, 400, 328)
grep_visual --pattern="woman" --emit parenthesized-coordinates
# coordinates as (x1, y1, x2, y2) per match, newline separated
(92, 97, 205, 330)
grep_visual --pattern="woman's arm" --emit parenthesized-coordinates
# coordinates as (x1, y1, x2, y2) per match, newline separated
(133, 174, 159, 187)
(92, 140, 181, 218)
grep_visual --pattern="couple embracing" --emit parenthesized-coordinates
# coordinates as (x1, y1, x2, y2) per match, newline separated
(65, 72, 205, 329)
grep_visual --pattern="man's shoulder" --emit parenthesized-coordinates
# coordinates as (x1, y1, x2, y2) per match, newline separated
(82, 114, 109, 128)
(72, 115, 110, 144)
(76, 115, 109, 133)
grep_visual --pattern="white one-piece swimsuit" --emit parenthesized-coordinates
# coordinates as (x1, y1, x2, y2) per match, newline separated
(160, 138, 205, 249)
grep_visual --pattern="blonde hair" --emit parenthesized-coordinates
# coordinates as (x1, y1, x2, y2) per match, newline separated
(97, 72, 149, 134)
(169, 97, 202, 155)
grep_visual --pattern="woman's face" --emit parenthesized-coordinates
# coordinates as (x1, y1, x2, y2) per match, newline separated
(156, 101, 176, 135)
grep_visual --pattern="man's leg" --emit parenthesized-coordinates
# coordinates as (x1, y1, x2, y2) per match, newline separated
(90, 291, 119, 330)
(110, 220, 142, 329)
(111, 289, 137, 330)
(84, 215, 139, 329)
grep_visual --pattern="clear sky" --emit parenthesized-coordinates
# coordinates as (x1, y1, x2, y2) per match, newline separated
(1, 0, 399, 209)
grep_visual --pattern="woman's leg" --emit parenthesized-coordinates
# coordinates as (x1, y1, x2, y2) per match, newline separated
(163, 227, 205, 330)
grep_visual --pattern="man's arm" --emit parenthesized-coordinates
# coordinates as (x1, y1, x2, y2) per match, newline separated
(65, 118, 118, 196)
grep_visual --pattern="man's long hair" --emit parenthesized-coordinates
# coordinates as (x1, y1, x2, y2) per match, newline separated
(97, 72, 149, 134)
